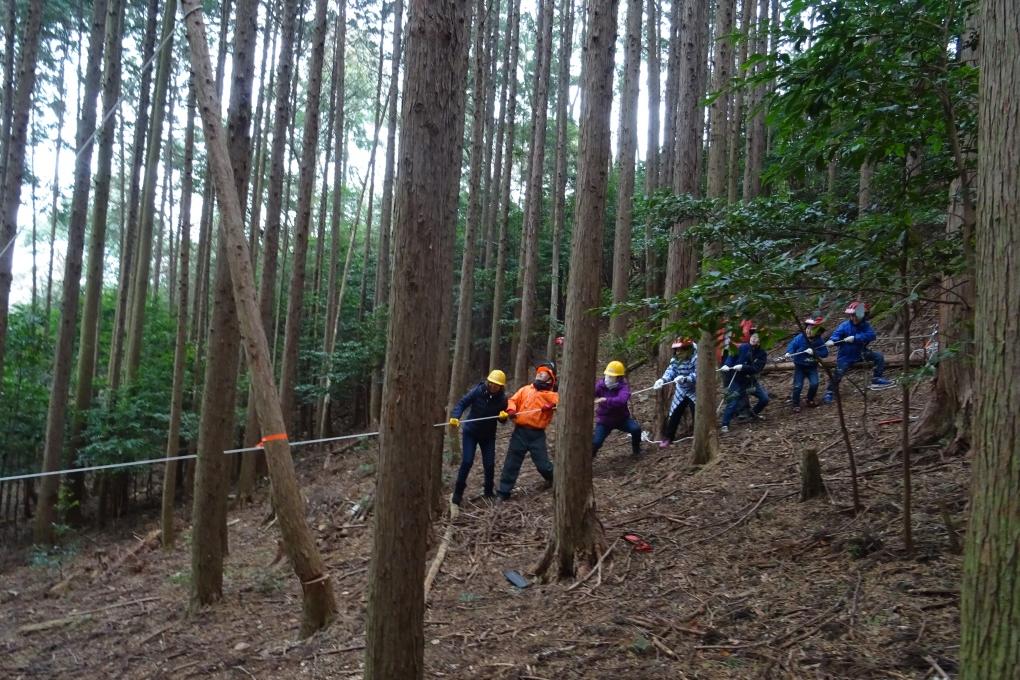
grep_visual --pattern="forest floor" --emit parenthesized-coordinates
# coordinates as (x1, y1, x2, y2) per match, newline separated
(0, 333, 966, 679)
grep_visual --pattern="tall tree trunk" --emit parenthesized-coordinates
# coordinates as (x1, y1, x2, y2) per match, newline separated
(643, 0, 661, 297)
(364, 0, 469, 674)
(910, 16, 977, 453)
(660, 0, 681, 189)
(857, 162, 872, 213)
(190, 0, 236, 361)
(0, 0, 44, 391)
(357, 12, 387, 329)
(311, 23, 343, 335)
(190, 0, 257, 605)
(449, 0, 490, 405)
(162, 92, 195, 549)
(279, 0, 331, 432)
(480, 0, 502, 273)
(742, 0, 768, 200)
(609, 0, 641, 340)
(181, 0, 338, 636)
(153, 87, 176, 302)
(658, 0, 707, 430)
(536, 0, 617, 582)
(44, 32, 70, 322)
(0, 0, 16, 187)
(960, 1, 1020, 672)
(124, 0, 177, 384)
(33, 0, 110, 544)
(67, 0, 125, 518)
(546, 0, 574, 357)
(691, 0, 735, 466)
(369, 0, 406, 425)
(512, 0, 554, 388)
(245, 0, 300, 461)
(727, 0, 754, 203)
(488, 0, 521, 370)
(107, 0, 160, 393)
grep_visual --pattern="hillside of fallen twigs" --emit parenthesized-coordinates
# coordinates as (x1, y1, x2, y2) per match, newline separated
(0, 324, 965, 679)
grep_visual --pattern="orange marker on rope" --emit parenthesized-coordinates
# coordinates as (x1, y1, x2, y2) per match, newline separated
(258, 432, 289, 448)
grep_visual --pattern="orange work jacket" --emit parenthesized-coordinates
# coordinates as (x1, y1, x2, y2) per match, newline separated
(507, 384, 559, 430)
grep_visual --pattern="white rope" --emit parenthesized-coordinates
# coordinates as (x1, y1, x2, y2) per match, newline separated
(1, 408, 547, 482)
(0, 452, 197, 483)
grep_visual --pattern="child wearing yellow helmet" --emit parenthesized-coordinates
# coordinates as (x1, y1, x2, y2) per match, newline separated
(593, 361, 643, 458)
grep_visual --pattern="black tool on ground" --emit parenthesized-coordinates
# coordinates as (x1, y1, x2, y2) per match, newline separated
(503, 569, 530, 588)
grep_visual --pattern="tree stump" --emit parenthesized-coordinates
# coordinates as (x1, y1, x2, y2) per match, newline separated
(800, 449, 827, 501)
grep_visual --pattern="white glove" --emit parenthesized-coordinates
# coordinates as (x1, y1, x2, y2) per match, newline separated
(732, 364, 744, 371)
(825, 339, 836, 347)
(720, 365, 732, 372)
(674, 376, 687, 385)
(782, 353, 790, 360)
(804, 348, 813, 356)
(844, 335, 855, 343)
(653, 379, 664, 390)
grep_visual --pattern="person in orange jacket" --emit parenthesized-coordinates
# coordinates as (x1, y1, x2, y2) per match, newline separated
(496, 365, 559, 500)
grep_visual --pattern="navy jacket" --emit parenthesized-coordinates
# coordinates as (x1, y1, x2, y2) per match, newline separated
(786, 333, 830, 368)
(828, 319, 877, 365)
(452, 382, 509, 438)
(724, 342, 768, 389)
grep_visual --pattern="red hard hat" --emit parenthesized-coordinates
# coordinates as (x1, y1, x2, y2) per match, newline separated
(671, 337, 694, 349)
(844, 301, 869, 320)
(804, 316, 825, 326)
(554, 336, 564, 346)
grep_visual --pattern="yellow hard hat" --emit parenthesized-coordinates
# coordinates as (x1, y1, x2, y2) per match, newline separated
(486, 369, 507, 386)
(604, 360, 626, 377)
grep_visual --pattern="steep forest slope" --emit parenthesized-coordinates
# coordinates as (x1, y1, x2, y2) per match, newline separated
(0, 336, 966, 679)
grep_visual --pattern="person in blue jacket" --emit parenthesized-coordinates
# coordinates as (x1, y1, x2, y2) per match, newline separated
(783, 316, 829, 412)
(653, 338, 697, 448)
(448, 369, 510, 506)
(720, 327, 769, 433)
(823, 301, 892, 403)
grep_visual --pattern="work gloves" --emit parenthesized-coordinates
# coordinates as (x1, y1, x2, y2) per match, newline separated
(653, 379, 664, 390)
(448, 418, 460, 428)
(825, 339, 836, 348)
(541, 403, 555, 412)
(498, 410, 509, 422)
(732, 364, 744, 372)
(843, 335, 855, 343)
(803, 348, 814, 356)
(674, 375, 689, 385)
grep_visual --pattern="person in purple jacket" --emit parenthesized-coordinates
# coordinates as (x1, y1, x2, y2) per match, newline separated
(592, 360, 643, 458)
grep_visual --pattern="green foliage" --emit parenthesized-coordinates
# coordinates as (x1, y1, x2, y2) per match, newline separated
(623, 196, 963, 346)
(760, 0, 976, 190)
(0, 305, 55, 475)
(29, 538, 77, 570)
(79, 300, 185, 468)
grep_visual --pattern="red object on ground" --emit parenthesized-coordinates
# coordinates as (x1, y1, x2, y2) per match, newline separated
(622, 533, 653, 552)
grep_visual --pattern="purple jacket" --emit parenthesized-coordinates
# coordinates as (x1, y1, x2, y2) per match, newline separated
(595, 378, 632, 426)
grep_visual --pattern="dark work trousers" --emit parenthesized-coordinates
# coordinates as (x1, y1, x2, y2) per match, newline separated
(792, 365, 820, 405)
(498, 426, 553, 499)
(827, 349, 887, 393)
(722, 380, 769, 427)
(451, 429, 497, 504)
(663, 398, 695, 442)
(592, 418, 643, 457)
